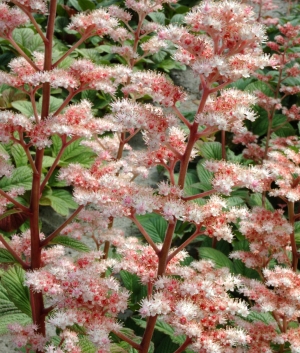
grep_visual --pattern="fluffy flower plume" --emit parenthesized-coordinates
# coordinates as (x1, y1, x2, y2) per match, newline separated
(204, 160, 271, 195)
(230, 208, 292, 268)
(158, 0, 269, 84)
(25, 252, 129, 352)
(196, 89, 257, 133)
(67, 9, 119, 37)
(140, 260, 249, 352)
(0, 3, 28, 36)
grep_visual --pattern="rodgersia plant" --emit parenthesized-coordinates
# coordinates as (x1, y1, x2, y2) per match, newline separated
(0, 0, 300, 352)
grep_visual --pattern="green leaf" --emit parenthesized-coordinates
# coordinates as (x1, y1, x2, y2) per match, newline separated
(37, 96, 64, 115)
(198, 142, 222, 160)
(272, 114, 295, 137)
(136, 213, 167, 243)
(42, 156, 56, 168)
(50, 236, 90, 252)
(170, 14, 185, 24)
(1, 266, 32, 317)
(78, 0, 96, 10)
(11, 100, 34, 117)
(120, 271, 147, 305)
(227, 77, 255, 90)
(13, 28, 43, 53)
(51, 135, 63, 157)
(40, 189, 78, 216)
(196, 161, 214, 191)
(157, 59, 185, 72)
(294, 222, 300, 245)
(245, 81, 274, 97)
(232, 259, 260, 280)
(0, 312, 31, 334)
(247, 311, 276, 326)
(152, 51, 167, 63)
(68, 0, 83, 11)
(78, 336, 96, 353)
(226, 196, 244, 207)
(0, 249, 17, 264)
(248, 193, 274, 211)
(148, 12, 165, 25)
(60, 139, 96, 167)
(11, 144, 28, 167)
(198, 247, 235, 273)
(0, 166, 33, 191)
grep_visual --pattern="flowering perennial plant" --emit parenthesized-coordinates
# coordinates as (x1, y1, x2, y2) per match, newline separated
(0, 0, 299, 353)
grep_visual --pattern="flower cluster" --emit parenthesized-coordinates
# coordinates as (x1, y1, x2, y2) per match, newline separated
(25, 252, 129, 352)
(158, 0, 269, 84)
(230, 207, 292, 268)
(204, 160, 271, 195)
(140, 259, 250, 353)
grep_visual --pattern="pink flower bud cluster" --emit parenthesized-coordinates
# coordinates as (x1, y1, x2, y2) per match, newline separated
(122, 71, 186, 107)
(240, 267, 300, 321)
(67, 9, 119, 37)
(8, 0, 48, 14)
(230, 208, 292, 268)
(158, 0, 269, 83)
(114, 237, 188, 284)
(8, 323, 47, 352)
(0, 3, 28, 37)
(125, 0, 177, 15)
(25, 252, 129, 352)
(197, 89, 257, 133)
(140, 260, 250, 352)
(204, 160, 271, 194)
(265, 146, 300, 202)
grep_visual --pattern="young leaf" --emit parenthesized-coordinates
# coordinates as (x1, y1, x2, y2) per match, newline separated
(50, 235, 91, 252)
(78, 0, 96, 10)
(198, 247, 235, 273)
(1, 266, 32, 317)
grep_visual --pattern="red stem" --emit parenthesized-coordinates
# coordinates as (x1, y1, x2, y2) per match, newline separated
(182, 189, 216, 201)
(178, 88, 210, 188)
(29, 0, 57, 346)
(112, 330, 141, 350)
(139, 222, 176, 353)
(130, 214, 160, 254)
(173, 337, 192, 353)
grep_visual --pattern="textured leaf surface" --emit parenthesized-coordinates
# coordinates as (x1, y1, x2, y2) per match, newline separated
(0, 166, 32, 191)
(50, 236, 90, 252)
(136, 213, 167, 243)
(199, 247, 235, 272)
(198, 142, 222, 160)
(0, 248, 17, 264)
(11, 144, 28, 167)
(1, 267, 31, 317)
